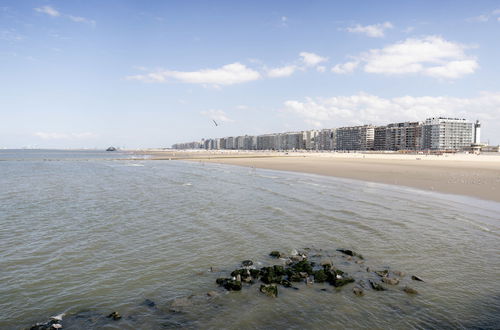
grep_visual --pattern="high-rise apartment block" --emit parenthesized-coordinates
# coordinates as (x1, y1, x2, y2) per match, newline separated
(172, 117, 478, 152)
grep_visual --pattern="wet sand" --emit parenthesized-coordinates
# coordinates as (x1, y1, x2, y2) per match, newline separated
(136, 150, 500, 202)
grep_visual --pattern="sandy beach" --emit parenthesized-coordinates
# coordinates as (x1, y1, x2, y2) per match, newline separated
(136, 150, 500, 202)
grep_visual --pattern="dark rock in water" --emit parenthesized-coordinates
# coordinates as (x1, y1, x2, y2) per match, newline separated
(290, 260, 313, 274)
(260, 284, 278, 297)
(353, 287, 364, 296)
(313, 269, 328, 283)
(329, 275, 355, 287)
(375, 270, 389, 277)
(106, 146, 117, 151)
(241, 260, 253, 267)
(141, 298, 156, 308)
(216, 277, 242, 291)
(226, 279, 242, 291)
(280, 279, 292, 287)
(403, 286, 418, 294)
(337, 249, 363, 259)
(29, 319, 62, 330)
(207, 291, 219, 297)
(288, 272, 302, 282)
(393, 270, 405, 277)
(107, 311, 121, 320)
(411, 275, 424, 282)
(249, 268, 261, 278)
(369, 280, 386, 291)
(260, 266, 283, 284)
(269, 251, 283, 258)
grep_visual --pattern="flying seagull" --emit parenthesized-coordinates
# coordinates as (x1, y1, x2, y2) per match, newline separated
(212, 120, 218, 126)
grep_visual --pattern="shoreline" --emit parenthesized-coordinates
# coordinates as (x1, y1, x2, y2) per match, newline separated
(136, 150, 500, 203)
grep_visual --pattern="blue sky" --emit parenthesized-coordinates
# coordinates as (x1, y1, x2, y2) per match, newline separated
(1, 0, 500, 148)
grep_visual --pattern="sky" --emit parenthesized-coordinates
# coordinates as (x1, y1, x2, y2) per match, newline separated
(1, 0, 500, 149)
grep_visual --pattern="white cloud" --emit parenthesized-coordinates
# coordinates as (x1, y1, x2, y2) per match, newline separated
(68, 15, 96, 26)
(267, 65, 297, 78)
(283, 92, 500, 131)
(300, 52, 328, 66)
(331, 61, 359, 74)
(127, 62, 261, 86)
(332, 36, 478, 79)
(466, 9, 500, 22)
(35, 132, 98, 140)
(201, 109, 234, 123)
(35, 6, 60, 17)
(346, 22, 393, 38)
(34, 6, 95, 26)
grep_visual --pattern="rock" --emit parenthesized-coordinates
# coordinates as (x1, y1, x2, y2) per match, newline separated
(369, 280, 386, 291)
(224, 280, 242, 291)
(290, 255, 304, 262)
(29, 320, 62, 330)
(382, 277, 400, 285)
(269, 251, 284, 258)
(305, 276, 314, 285)
(375, 270, 389, 277)
(337, 249, 355, 256)
(403, 286, 418, 294)
(280, 279, 292, 287)
(249, 269, 261, 278)
(260, 284, 278, 298)
(107, 312, 121, 320)
(290, 260, 313, 274)
(313, 269, 328, 283)
(241, 260, 253, 267)
(320, 259, 332, 267)
(411, 275, 424, 282)
(393, 270, 405, 277)
(170, 297, 193, 312)
(141, 298, 156, 308)
(207, 291, 219, 297)
(288, 272, 302, 282)
(216, 278, 243, 291)
(330, 276, 355, 287)
(260, 266, 283, 284)
(353, 287, 364, 296)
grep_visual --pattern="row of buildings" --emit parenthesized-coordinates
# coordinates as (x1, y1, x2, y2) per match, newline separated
(172, 117, 482, 152)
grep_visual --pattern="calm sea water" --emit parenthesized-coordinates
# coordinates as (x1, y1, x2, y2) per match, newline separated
(0, 150, 499, 329)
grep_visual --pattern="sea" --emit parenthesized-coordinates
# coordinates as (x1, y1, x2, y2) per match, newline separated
(0, 150, 499, 329)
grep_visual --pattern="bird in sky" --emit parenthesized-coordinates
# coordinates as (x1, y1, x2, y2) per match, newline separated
(212, 120, 218, 127)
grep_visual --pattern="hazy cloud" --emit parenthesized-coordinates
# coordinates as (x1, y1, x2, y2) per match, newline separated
(284, 92, 500, 129)
(34, 6, 60, 17)
(331, 61, 359, 74)
(34, 6, 95, 26)
(127, 62, 261, 86)
(346, 22, 393, 38)
(201, 109, 234, 122)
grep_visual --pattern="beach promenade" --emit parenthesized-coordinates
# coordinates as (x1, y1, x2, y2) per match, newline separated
(137, 150, 500, 203)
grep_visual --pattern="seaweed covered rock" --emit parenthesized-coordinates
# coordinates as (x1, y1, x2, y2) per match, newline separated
(260, 284, 278, 297)
(369, 280, 386, 291)
(260, 266, 285, 284)
(107, 312, 121, 320)
(269, 251, 284, 258)
(337, 249, 363, 259)
(216, 278, 242, 291)
(313, 269, 328, 283)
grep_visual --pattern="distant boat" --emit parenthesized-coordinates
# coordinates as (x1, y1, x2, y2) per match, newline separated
(106, 146, 117, 151)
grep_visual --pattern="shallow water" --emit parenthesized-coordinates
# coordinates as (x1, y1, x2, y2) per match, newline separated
(0, 150, 499, 329)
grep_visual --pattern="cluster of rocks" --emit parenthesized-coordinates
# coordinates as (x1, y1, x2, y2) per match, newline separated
(216, 248, 423, 298)
(26, 247, 425, 328)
